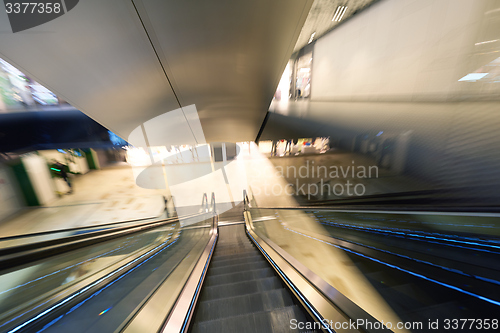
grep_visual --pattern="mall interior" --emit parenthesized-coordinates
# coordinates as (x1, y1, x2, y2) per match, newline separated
(0, 0, 500, 332)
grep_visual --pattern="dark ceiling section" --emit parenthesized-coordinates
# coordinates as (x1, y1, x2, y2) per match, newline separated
(0, 111, 117, 153)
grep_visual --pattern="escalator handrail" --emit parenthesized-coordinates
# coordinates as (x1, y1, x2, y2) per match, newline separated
(0, 214, 177, 256)
(296, 187, 500, 212)
(1, 216, 187, 333)
(201, 192, 209, 211)
(0, 208, 170, 243)
(249, 205, 500, 216)
(0, 212, 210, 274)
(211, 192, 216, 214)
(0, 193, 211, 256)
(0, 194, 181, 243)
(160, 194, 218, 333)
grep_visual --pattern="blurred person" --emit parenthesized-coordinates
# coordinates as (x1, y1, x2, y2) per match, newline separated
(271, 140, 277, 156)
(285, 139, 293, 154)
(51, 160, 73, 194)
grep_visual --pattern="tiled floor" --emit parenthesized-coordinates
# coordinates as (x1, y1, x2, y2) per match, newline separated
(0, 164, 167, 237)
(0, 144, 429, 237)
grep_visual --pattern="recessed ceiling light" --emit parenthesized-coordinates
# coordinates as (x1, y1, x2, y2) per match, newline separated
(458, 73, 488, 82)
(475, 39, 499, 46)
(308, 32, 316, 44)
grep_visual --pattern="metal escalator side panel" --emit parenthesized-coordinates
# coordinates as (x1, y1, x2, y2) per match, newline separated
(3, 225, 182, 333)
(147, 215, 218, 333)
(244, 210, 391, 333)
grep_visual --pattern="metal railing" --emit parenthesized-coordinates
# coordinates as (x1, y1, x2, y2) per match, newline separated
(244, 201, 392, 333)
(1, 193, 217, 333)
(160, 193, 218, 333)
(0, 193, 214, 274)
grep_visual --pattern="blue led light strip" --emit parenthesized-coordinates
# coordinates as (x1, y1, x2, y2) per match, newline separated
(8, 234, 178, 333)
(0, 241, 135, 297)
(316, 219, 500, 252)
(321, 232, 500, 286)
(0, 234, 173, 330)
(284, 227, 500, 307)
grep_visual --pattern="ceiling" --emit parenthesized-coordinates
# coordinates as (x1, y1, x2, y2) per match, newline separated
(0, 0, 312, 145)
(293, 0, 379, 52)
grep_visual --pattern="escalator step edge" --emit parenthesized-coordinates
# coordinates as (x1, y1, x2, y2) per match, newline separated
(191, 305, 317, 333)
(195, 288, 294, 322)
(201, 276, 282, 301)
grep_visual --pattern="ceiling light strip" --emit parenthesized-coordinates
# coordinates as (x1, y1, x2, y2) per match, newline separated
(332, 6, 342, 21)
(337, 6, 348, 21)
(308, 32, 316, 44)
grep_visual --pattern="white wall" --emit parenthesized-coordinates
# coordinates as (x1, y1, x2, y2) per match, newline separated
(275, 0, 500, 193)
(312, 0, 495, 100)
(22, 154, 57, 206)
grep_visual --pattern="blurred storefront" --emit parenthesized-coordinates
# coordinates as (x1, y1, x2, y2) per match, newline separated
(0, 58, 63, 112)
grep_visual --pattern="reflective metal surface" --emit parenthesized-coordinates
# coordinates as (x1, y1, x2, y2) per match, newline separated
(249, 207, 500, 332)
(245, 208, 394, 333)
(0, 0, 313, 143)
(0, 213, 214, 333)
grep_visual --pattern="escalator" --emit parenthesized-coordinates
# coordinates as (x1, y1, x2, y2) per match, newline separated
(0, 208, 217, 333)
(8, 194, 490, 333)
(0, 195, 396, 333)
(190, 205, 316, 332)
(0, 199, 325, 333)
(248, 207, 500, 333)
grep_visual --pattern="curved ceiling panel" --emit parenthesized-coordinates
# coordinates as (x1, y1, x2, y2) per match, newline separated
(0, 0, 180, 141)
(0, 0, 312, 144)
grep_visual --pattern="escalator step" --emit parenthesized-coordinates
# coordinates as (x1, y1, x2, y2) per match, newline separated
(195, 288, 294, 322)
(209, 261, 269, 276)
(214, 243, 255, 251)
(201, 276, 282, 301)
(210, 255, 265, 269)
(405, 301, 464, 322)
(204, 267, 275, 287)
(377, 284, 427, 313)
(365, 271, 408, 288)
(211, 251, 261, 263)
(214, 247, 260, 256)
(191, 305, 313, 333)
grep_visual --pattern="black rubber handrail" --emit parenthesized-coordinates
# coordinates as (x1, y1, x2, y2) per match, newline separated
(0, 212, 209, 274)
(252, 205, 500, 214)
(0, 193, 212, 273)
(302, 186, 500, 211)
(0, 214, 179, 257)
(0, 200, 202, 243)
